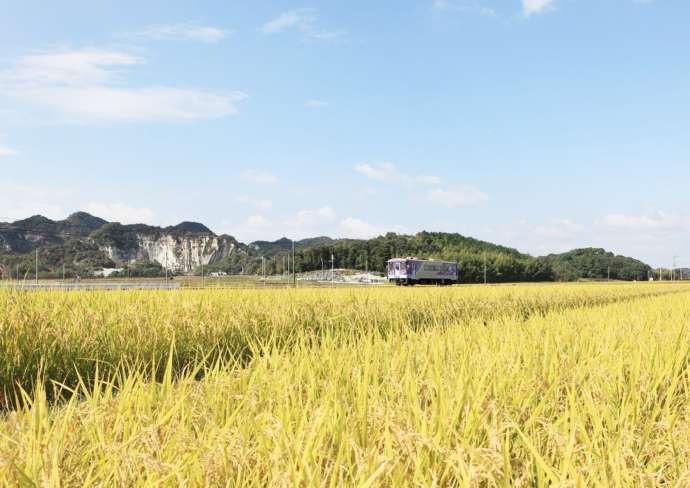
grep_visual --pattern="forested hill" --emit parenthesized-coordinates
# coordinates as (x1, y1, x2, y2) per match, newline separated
(250, 233, 653, 283)
(540, 248, 652, 281)
(253, 232, 553, 283)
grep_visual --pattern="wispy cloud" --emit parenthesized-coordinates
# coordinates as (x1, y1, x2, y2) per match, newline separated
(85, 202, 156, 224)
(236, 195, 273, 210)
(242, 169, 279, 184)
(433, 0, 497, 16)
(427, 187, 488, 208)
(354, 162, 445, 188)
(339, 217, 384, 239)
(354, 162, 485, 209)
(522, 0, 555, 16)
(292, 206, 336, 227)
(416, 175, 442, 185)
(306, 99, 328, 108)
(602, 211, 687, 231)
(129, 23, 229, 43)
(534, 219, 584, 239)
(0, 145, 17, 157)
(0, 48, 246, 123)
(354, 162, 400, 182)
(338, 217, 406, 239)
(261, 9, 345, 39)
(221, 215, 274, 243)
(0, 182, 72, 221)
(245, 214, 272, 229)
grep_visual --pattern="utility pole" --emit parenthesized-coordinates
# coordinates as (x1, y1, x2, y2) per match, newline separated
(262, 256, 265, 286)
(63, 263, 65, 283)
(320, 256, 324, 281)
(607, 266, 610, 282)
(165, 253, 168, 285)
(16, 264, 19, 282)
(201, 260, 205, 288)
(483, 253, 487, 285)
(673, 256, 679, 282)
(35, 249, 38, 285)
(331, 252, 335, 284)
(291, 239, 296, 287)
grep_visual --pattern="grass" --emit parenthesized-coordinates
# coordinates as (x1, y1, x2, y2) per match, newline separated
(0, 283, 689, 485)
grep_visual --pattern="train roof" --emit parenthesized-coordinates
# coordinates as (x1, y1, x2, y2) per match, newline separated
(387, 258, 457, 264)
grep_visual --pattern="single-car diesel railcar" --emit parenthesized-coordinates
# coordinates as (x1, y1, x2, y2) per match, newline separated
(387, 258, 458, 286)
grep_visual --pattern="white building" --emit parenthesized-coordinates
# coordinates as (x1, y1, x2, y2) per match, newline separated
(93, 268, 124, 278)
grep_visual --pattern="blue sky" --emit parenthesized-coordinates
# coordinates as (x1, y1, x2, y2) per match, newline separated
(0, 0, 688, 266)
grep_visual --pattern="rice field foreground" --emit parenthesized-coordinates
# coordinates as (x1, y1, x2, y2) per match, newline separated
(1, 283, 690, 485)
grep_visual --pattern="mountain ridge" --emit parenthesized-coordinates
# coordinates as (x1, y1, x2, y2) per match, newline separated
(0, 212, 246, 275)
(0, 212, 654, 281)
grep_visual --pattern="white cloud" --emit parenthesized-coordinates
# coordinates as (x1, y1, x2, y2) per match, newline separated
(534, 219, 584, 239)
(131, 24, 228, 43)
(355, 163, 440, 186)
(594, 211, 690, 267)
(245, 215, 272, 229)
(85, 202, 155, 224)
(416, 175, 442, 185)
(14, 86, 245, 123)
(0, 145, 17, 157)
(0, 48, 246, 123)
(306, 99, 328, 108)
(433, 0, 497, 16)
(522, 0, 555, 16)
(433, 0, 452, 8)
(354, 162, 400, 182)
(339, 217, 384, 239)
(0, 204, 66, 222)
(0, 182, 73, 221)
(602, 211, 686, 231)
(236, 195, 273, 210)
(242, 169, 279, 184)
(427, 187, 488, 208)
(261, 10, 311, 33)
(337, 217, 405, 239)
(2, 49, 142, 86)
(293, 206, 336, 227)
(261, 9, 345, 39)
(219, 215, 275, 243)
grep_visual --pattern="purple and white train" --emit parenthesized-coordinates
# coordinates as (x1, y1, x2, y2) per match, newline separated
(387, 258, 458, 286)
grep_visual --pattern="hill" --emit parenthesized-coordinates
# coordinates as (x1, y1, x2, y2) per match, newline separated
(280, 231, 553, 283)
(249, 236, 336, 255)
(0, 213, 250, 278)
(0, 211, 654, 282)
(539, 248, 652, 281)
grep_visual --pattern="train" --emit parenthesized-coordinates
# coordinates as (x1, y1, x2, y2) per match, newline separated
(387, 258, 458, 286)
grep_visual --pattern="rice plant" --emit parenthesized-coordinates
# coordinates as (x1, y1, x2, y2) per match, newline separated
(1, 283, 689, 485)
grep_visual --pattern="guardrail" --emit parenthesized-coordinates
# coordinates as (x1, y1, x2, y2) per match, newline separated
(4, 283, 181, 291)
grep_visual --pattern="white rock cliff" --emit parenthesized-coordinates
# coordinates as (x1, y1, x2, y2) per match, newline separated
(100, 233, 238, 273)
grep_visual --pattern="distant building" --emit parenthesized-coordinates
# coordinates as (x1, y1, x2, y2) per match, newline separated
(209, 271, 227, 277)
(93, 268, 124, 278)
